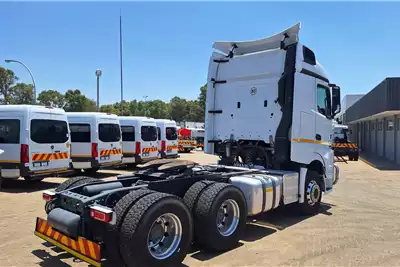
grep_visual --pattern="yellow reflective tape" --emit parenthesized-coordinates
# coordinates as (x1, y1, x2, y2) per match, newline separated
(34, 232, 101, 267)
(61, 236, 69, 246)
(53, 232, 59, 240)
(39, 222, 47, 233)
(88, 242, 97, 260)
(266, 188, 273, 192)
(78, 238, 86, 255)
(46, 226, 53, 236)
(71, 240, 77, 250)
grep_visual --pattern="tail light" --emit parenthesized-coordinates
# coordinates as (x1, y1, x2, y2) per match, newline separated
(90, 205, 114, 223)
(136, 142, 141, 155)
(161, 140, 166, 152)
(20, 144, 29, 163)
(91, 143, 98, 158)
(42, 190, 56, 201)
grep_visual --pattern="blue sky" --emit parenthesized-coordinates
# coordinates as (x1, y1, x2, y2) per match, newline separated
(1, 2, 399, 105)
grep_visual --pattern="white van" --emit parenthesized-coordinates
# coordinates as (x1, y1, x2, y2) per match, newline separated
(155, 119, 179, 158)
(67, 112, 122, 174)
(119, 116, 159, 164)
(0, 105, 71, 180)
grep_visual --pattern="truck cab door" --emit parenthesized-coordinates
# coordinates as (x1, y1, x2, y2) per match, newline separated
(315, 83, 334, 190)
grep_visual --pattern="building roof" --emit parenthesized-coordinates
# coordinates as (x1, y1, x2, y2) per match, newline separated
(345, 78, 400, 123)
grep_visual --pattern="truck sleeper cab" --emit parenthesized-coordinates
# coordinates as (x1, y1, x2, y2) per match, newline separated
(155, 119, 179, 159)
(0, 105, 71, 181)
(205, 23, 341, 200)
(67, 112, 122, 174)
(119, 116, 159, 165)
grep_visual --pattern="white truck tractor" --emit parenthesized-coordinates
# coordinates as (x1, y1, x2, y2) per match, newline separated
(33, 23, 341, 267)
(205, 22, 341, 203)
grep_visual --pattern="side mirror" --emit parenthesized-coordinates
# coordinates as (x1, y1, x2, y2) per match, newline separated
(331, 85, 341, 116)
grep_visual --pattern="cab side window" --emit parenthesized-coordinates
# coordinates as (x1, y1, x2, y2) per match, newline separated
(316, 85, 330, 117)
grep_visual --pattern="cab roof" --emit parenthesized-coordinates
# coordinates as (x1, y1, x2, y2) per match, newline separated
(213, 23, 300, 56)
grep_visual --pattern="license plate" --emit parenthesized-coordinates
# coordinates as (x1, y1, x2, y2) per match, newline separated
(34, 217, 102, 267)
(33, 161, 49, 167)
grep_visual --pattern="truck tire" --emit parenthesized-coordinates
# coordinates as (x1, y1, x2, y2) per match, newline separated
(353, 155, 359, 161)
(299, 170, 322, 215)
(55, 176, 99, 192)
(105, 189, 156, 265)
(119, 193, 192, 267)
(193, 183, 247, 251)
(183, 180, 215, 212)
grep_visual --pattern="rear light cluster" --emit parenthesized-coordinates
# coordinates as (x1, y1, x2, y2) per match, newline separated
(42, 190, 56, 201)
(161, 140, 166, 152)
(91, 142, 98, 158)
(20, 144, 29, 163)
(90, 205, 115, 224)
(136, 142, 141, 154)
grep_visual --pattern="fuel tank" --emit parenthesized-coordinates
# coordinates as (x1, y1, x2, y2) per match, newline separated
(229, 171, 299, 216)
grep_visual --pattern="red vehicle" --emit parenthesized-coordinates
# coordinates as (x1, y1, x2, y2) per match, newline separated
(177, 127, 197, 152)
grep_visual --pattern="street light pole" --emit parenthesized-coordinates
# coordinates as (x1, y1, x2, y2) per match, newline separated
(95, 70, 103, 111)
(5, 59, 37, 104)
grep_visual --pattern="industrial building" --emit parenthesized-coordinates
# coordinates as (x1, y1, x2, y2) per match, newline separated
(337, 94, 365, 123)
(344, 77, 400, 165)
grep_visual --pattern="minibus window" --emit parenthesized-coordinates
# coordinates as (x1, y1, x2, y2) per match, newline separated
(31, 120, 69, 144)
(69, 123, 91, 143)
(121, 126, 135, 141)
(0, 119, 20, 144)
(99, 124, 121, 142)
(166, 127, 178, 140)
(157, 127, 161, 140)
(141, 126, 157, 142)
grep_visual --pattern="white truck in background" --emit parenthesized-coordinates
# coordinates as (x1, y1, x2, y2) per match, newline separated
(205, 23, 341, 209)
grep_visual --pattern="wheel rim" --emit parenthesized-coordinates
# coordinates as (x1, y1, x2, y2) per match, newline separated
(216, 199, 240, 237)
(306, 180, 321, 206)
(147, 213, 182, 260)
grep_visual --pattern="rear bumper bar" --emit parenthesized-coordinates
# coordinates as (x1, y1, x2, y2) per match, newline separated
(34, 217, 102, 267)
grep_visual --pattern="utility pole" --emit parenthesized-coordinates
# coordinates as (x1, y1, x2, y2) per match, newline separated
(120, 10, 124, 114)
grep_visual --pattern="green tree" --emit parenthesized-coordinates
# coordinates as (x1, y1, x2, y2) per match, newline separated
(9, 83, 34, 104)
(198, 83, 207, 112)
(170, 97, 188, 122)
(0, 67, 19, 104)
(185, 100, 204, 122)
(64, 89, 96, 112)
(100, 104, 119, 114)
(37, 89, 66, 107)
